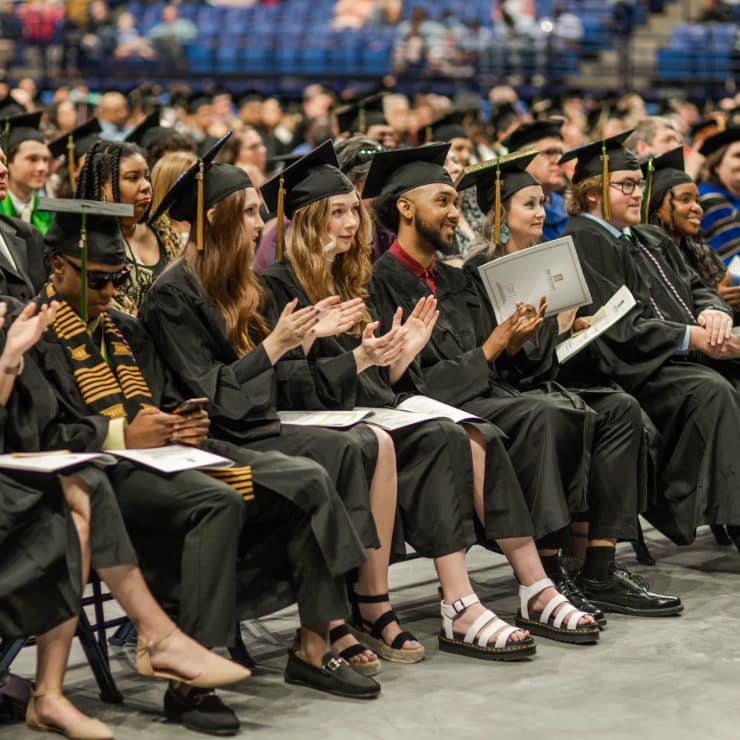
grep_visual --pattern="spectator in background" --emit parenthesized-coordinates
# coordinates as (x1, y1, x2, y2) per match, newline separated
(0, 0, 24, 69)
(115, 10, 156, 61)
(699, 0, 732, 23)
(332, 0, 375, 29)
(80, 0, 117, 69)
(96, 91, 132, 140)
(147, 3, 196, 70)
(234, 126, 268, 186)
(625, 116, 684, 157)
(46, 99, 79, 134)
(16, 0, 64, 74)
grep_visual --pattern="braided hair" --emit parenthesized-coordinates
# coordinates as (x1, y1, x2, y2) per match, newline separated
(75, 140, 146, 204)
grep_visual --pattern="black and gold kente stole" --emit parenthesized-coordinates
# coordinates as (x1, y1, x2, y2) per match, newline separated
(45, 283, 254, 500)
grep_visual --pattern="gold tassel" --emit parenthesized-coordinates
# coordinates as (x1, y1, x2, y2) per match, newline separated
(275, 175, 285, 262)
(67, 134, 77, 193)
(196, 159, 204, 250)
(641, 157, 654, 224)
(425, 125, 432, 144)
(601, 140, 611, 222)
(493, 163, 502, 247)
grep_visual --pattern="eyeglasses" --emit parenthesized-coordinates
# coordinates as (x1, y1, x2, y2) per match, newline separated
(609, 179, 646, 195)
(538, 148, 564, 160)
(62, 257, 131, 290)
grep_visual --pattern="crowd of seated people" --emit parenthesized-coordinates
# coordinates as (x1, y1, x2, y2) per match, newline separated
(0, 78, 739, 738)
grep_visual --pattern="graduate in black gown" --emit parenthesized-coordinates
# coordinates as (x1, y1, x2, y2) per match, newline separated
(460, 151, 681, 617)
(260, 142, 544, 660)
(139, 137, 423, 677)
(0, 298, 254, 738)
(560, 132, 740, 545)
(0, 140, 48, 302)
(30, 207, 379, 730)
(364, 143, 602, 645)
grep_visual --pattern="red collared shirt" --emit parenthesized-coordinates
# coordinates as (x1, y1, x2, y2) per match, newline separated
(388, 240, 437, 295)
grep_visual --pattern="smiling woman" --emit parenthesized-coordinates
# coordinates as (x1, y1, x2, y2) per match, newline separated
(73, 141, 183, 316)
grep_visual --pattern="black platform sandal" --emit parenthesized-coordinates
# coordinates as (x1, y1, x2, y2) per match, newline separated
(328, 624, 381, 677)
(350, 592, 424, 663)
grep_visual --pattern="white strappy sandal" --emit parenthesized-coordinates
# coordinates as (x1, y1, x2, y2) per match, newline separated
(516, 578, 600, 644)
(438, 592, 536, 661)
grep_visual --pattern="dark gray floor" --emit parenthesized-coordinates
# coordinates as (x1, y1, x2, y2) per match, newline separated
(4, 525, 739, 740)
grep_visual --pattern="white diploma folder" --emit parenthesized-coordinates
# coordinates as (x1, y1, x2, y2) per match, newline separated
(477, 236, 592, 324)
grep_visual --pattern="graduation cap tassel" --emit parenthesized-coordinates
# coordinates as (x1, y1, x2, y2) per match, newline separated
(601, 141, 611, 222)
(196, 159, 205, 250)
(641, 157, 654, 224)
(66, 134, 77, 193)
(275, 175, 286, 262)
(425, 125, 432, 145)
(493, 164, 502, 248)
(79, 206, 88, 324)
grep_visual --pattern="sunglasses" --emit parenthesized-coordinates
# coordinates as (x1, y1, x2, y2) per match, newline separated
(62, 257, 131, 290)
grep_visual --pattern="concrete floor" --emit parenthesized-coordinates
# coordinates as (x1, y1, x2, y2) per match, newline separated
(3, 525, 739, 740)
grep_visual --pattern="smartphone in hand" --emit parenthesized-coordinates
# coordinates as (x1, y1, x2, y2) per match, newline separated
(172, 397, 209, 415)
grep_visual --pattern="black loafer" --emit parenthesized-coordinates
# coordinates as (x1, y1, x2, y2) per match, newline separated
(550, 568, 607, 629)
(164, 686, 240, 736)
(576, 564, 683, 617)
(284, 650, 380, 700)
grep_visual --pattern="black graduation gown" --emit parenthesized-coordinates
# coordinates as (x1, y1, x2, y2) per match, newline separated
(0, 216, 48, 303)
(565, 215, 740, 543)
(139, 260, 381, 554)
(464, 251, 647, 541)
(114, 310, 367, 626)
(372, 252, 595, 543)
(0, 307, 136, 639)
(261, 260, 477, 557)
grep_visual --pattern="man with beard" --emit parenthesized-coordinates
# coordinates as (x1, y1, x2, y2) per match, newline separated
(365, 143, 610, 617)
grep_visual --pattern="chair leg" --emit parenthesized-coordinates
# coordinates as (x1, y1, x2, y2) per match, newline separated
(0, 639, 26, 673)
(630, 519, 656, 566)
(228, 624, 255, 670)
(75, 611, 123, 704)
(108, 619, 137, 648)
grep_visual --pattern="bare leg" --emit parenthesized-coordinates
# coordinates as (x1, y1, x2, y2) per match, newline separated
(464, 428, 594, 627)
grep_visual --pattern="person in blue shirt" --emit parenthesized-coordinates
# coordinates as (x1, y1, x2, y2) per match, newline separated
(697, 127, 740, 264)
(502, 118, 569, 241)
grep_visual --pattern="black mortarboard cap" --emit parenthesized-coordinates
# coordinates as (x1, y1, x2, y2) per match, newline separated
(260, 140, 354, 218)
(559, 130, 638, 183)
(335, 93, 388, 135)
(187, 92, 213, 114)
(267, 152, 302, 172)
(125, 110, 166, 148)
(147, 133, 251, 250)
(40, 197, 133, 322)
(361, 143, 452, 200)
(48, 117, 102, 160)
(699, 127, 740, 157)
(640, 146, 691, 222)
(455, 150, 538, 246)
(48, 118, 103, 192)
(689, 115, 725, 142)
(236, 89, 265, 108)
(559, 130, 638, 220)
(2, 111, 44, 154)
(427, 109, 470, 143)
(0, 94, 25, 119)
(490, 102, 519, 134)
(503, 118, 564, 152)
(455, 150, 539, 212)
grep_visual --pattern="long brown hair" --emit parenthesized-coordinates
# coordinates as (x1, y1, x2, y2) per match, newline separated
(183, 188, 270, 354)
(286, 193, 372, 336)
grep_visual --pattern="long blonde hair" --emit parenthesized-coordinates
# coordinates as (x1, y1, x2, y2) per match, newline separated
(286, 193, 372, 336)
(183, 188, 270, 355)
(151, 151, 198, 216)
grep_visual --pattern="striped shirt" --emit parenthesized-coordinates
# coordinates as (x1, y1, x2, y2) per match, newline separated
(697, 182, 740, 264)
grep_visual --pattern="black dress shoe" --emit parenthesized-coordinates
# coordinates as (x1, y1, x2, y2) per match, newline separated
(284, 650, 380, 700)
(164, 686, 240, 736)
(576, 564, 683, 617)
(549, 568, 607, 629)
